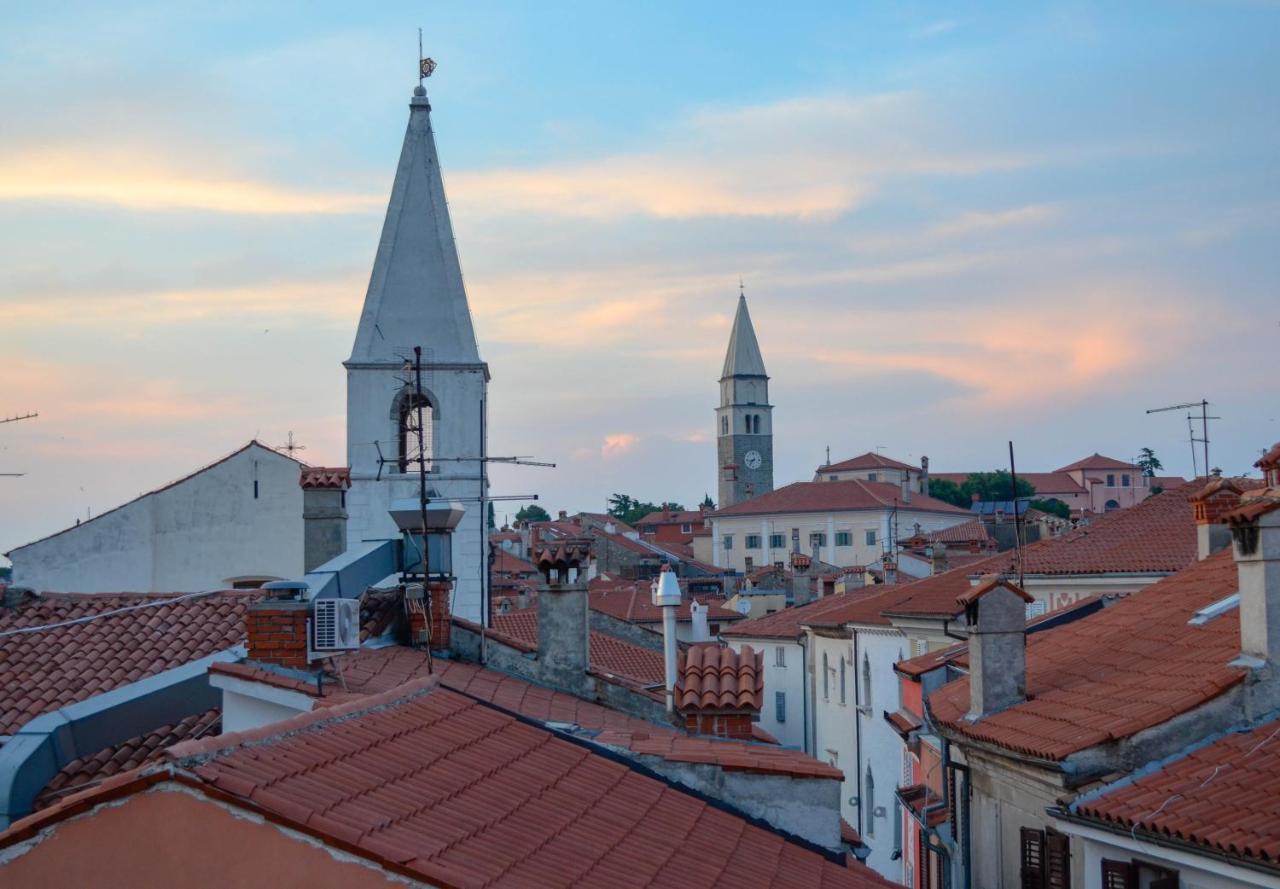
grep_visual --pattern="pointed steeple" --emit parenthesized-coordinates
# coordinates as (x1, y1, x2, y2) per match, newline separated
(720, 293, 767, 380)
(348, 87, 482, 366)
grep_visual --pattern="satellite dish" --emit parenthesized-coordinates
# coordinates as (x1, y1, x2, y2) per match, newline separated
(736, 599, 752, 616)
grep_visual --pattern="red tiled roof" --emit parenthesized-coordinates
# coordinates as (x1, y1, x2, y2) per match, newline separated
(1259, 444, 1280, 471)
(931, 551, 1248, 761)
(0, 590, 257, 735)
(594, 730, 843, 780)
(589, 582, 743, 625)
(722, 591, 875, 639)
(32, 709, 221, 811)
(634, 509, 707, 527)
(955, 577, 1034, 608)
(711, 479, 970, 518)
(1072, 716, 1280, 869)
(895, 641, 969, 679)
(1222, 492, 1280, 524)
(676, 644, 764, 712)
(819, 452, 917, 473)
(142, 680, 893, 888)
(884, 709, 922, 739)
(1055, 453, 1137, 472)
(490, 548, 538, 576)
(920, 519, 991, 544)
(840, 819, 862, 847)
(298, 466, 350, 489)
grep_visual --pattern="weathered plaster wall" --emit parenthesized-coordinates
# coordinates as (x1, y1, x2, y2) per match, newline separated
(727, 636, 806, 750)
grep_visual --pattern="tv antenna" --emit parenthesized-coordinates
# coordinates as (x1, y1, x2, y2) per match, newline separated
(277, 431, 306, 458)
(1147, 400, 1218, 477)
(1, 411, 37, 477)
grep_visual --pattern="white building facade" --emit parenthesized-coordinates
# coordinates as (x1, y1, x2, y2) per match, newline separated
(7, 442, 304, 592)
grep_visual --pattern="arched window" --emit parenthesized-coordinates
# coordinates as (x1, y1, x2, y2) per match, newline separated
(753, 415, 761, 434)
(398, 392, 434, 474)
(1105, 499, 1120, 511)
(839, 657, 847, 704)
(721, 416, 728, 435)
(862, 653, 872, 709)
(865, 768, 876, 837)
(822, 652, 830, 700)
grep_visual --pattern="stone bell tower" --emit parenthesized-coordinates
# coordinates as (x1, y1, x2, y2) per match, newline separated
(716, 292, 773, 509)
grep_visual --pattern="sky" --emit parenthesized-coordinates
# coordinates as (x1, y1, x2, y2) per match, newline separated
(1, 1, 1278, 551)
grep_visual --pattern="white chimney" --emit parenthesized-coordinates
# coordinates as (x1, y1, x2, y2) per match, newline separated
(901, 474, 912, 504)
(1229, 498, 1280, 666)
(690, 599, 710, 642)
(652, 565, 682, 713)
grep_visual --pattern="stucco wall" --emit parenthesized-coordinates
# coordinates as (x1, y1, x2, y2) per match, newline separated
(853, 627, 910, 883)
(9, 444, 304, 593)
(727, 636, 807, 749)
(0, 787, 420, 888)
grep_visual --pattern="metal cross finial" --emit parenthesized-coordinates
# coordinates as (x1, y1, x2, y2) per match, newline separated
(278, 431, 306, 457)
(418, 28, 436, 85)
(739, 277, 745, 297)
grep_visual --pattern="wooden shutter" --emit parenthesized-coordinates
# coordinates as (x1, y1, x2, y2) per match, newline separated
(1044, 827, 1070, 889)
(1149, 869, 1179, 889)
(1020, 827, 1046, 889)
(1100, 859, 1134, 889)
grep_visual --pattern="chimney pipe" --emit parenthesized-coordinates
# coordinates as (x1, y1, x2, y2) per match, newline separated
(652, 565, 682, 713)
(299, 468, 351, 573)
(533, 539, 592, 695)
(958, 577, 1033, 721)
(690, 599, 710, 642)
(1227, 497, 1280, 666)
(921, 456, 930, 497)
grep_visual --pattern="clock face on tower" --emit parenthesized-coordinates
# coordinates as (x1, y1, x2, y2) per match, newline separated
(743, 450, 763, 470)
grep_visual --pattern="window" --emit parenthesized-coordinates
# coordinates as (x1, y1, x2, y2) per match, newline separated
(828, 474, 838, 481)
(769, 533, 786, 549)
(809, 532, 827, 548)
(745, 534, 762, 549)
(1105, 499, 1120, 511)
(721, 416, 728, 435)
(839, 657, 847, 704)
(865, 529, 877, 546)
(775, 691, 787, 723)
(1106, 473, 1116, 486)
(743, 557, 753, 570)
(865, 768, 875, 837)
(862, 654, 872, 709)
(835, 531, 852, 547)
(397, 392, 434, 474)
(1022, 827, 1072, 889)
(867, 473, 878, 482)
(680, 523, 692, 533)
(709, 623, 721, 635)
(1121, 474, 1130, 487)
(774, 646, 786, 667)
(1101, 859, 1177, 889)
(722, 535, 734, 551)
(822, 652, 830, 700)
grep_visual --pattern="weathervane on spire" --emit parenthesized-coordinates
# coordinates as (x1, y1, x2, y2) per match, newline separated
(418, 28, 436, 86)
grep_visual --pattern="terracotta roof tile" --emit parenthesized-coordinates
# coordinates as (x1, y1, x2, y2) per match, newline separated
(722, 590, 881, 639)
(711, 479, 969, 518)
(298, 466, 351, 489)
(1072, 716, 1280, 868)
(479, 607, 665, 686)
(676, 644, 763, 712)
(819, 452, 917, 473)
(955, 577, 1034, 607)
(931, 551, 1247, 760)
(1055, 453, 1139, 472)
(139, 681, 892, 888)
(588, 581, 743, 625)
(0, 590, 257, 735)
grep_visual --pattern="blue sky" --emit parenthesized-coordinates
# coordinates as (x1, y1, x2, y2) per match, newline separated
(2, 1, 1278, 548)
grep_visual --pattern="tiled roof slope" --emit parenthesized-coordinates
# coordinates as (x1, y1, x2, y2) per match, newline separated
(820, 452, 916, 473)
(589, 582, 743, 624)
(157, 680, 890, 888)
(634, 508, 707, 527)
(1070, 716, 1280, 869)
(677, 645, 763, 711)
(711, 479, 969, 518)
(485, 607, 666, 687)
(491, 549, 538, 575)
(722, 591, 877, 639)
(33, 709, 220, 811)
(931, 551, 1247, 761)
(1055, 453, 1138, 472)
(593, 730, 843, 780)
(0, 590, 256, 735)
(922, 519, 991, 544)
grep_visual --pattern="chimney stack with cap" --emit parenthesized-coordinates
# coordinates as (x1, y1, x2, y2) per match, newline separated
(1225, 488, 1280, 667)
(533, 538, 593, 694)
(246, 584, 311, 669)
(921, 456, 930, 497)
(1190, 478, 1244, 560)
(299, 468, 351, 573)
(675, 645, 763, 740)
(958, 577, 1034, 721)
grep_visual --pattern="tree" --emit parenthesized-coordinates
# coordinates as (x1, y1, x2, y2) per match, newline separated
(700, 493, 716, 510)
(927, 478, 967, 509)
(487, 502, 497, 530)
(515, 504, 551, 524)
(607, 493, 685, 526)
(1136, 447, 1163, 478)
(961, 471, 1035, 503)
(1031, 497, 1071, 520)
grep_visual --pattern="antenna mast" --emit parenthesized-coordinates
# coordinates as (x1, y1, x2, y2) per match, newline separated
(1147, 400, 1218, 477)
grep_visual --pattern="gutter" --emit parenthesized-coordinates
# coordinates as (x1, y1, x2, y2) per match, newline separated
(0, 645, 243, 829)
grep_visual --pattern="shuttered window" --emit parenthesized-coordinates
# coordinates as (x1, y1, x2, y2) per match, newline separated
(1022, 827, 1071, 889)
(1100, 860, 1134, 889)
(1020, 827, 1046, 889)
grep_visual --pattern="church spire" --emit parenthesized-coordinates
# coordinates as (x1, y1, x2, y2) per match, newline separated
(348, 86, 482, 366)
(720, 292, 767, 380)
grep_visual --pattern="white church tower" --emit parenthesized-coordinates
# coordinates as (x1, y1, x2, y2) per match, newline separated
(345, 83, 489, 622)
(716, 293, 773, 509)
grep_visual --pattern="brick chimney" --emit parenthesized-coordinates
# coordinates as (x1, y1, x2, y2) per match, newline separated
(1225, 496, 1280, 666)
(299, 467, 350, 573)
(247, 589, 310, 669)
(533, 538, 593, 694)
(957, 577, 1034, 721)
(407, 580, 453, 650)
(676, 644, 763, 740)
(1190, 478, 1243, 560)
(1258, 443, 1280, 487)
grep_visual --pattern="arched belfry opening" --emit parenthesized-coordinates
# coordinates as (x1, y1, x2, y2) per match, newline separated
(395, 389, 435, 474)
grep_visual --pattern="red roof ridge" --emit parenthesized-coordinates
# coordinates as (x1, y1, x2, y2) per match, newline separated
(955, 576, 1034, 607)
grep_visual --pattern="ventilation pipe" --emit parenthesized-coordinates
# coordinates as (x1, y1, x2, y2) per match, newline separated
(652, 565, 682, 713)
(690, 599, 710, 642)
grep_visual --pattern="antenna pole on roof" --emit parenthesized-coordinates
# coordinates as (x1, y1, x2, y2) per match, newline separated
(413, 346, 433, 673)
(1009, 440, 1024, 588)
(1147, 400, 1219, 479)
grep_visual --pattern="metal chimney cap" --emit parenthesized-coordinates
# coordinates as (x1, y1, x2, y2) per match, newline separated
(652, 566, 681, 607)
(389, 498, 467, 532)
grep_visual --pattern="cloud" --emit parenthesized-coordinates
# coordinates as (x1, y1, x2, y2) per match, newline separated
(601, 433, 638, 459)
(448, 93, 1077, 221)
(0, 146, 382, 215)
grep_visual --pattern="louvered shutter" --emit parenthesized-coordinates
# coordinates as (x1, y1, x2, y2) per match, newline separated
(1100, 859, 1134, 889)
(1044, 827, 1070, 889)
(1021, 827, 1046, 889)
(1149, 872, 1179, 889)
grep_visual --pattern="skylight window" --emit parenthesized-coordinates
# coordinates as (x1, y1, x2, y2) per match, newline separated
(1188, 592, 1240, 626)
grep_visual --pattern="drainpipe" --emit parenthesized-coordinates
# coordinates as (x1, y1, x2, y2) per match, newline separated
(799, 633, 812, 754)
(853, 628, 864, 838)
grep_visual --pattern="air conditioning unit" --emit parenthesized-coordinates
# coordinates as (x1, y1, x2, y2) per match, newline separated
(312, 598, 360, 652)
